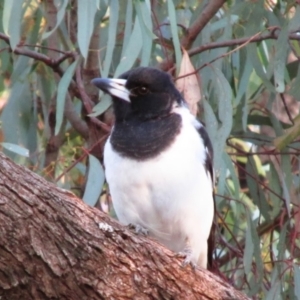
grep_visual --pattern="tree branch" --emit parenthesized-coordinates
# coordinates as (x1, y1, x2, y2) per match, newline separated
(0, 32, 99, 139)
(181, 0, 227, 49)
(159, 0, 227, 71)
(188, 30, 300, 57)
(0, 33, 74, 76)
(0, 152, 250, 300)
(64, 94, 89, 139)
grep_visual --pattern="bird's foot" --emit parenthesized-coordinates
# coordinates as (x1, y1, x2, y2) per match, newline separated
(176, 247, 197, 269)
(128, 223, 149, 236)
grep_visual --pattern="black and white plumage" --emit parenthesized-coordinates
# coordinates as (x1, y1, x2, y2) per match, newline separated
(92, 67, 215, 268)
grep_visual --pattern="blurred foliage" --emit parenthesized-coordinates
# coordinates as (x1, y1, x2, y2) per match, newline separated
(0, 0, 300, 298)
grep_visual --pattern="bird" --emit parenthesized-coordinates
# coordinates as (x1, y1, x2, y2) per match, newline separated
(91, 67, 215, 269)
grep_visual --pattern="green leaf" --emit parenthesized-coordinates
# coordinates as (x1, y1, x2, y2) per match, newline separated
(114, 17, 142, 77)
(204, 68, 233, 172)
(265, 268, 281, 300)
(280, 154, 292, 217)
(55, 58, 79, 135)
(89, 94, 112, 117)
(96, 0, 101, 10)
(244, 212, 254, 275)
(134, 0, 154, 39)
(77, 0, 98, 60)
(247, 43, 275, 92)
(274, 27, 289, 93)
(235, 54, 252, 106)
(2, 0, 13, 36)
(294, 264, 300, 300)
(121, 0, 133, 56)
(246, 212, 264, 296)
(268, 162, 282, 219)
(246, 156, 270, 222)
(215, 69, 233, 142)
(210, 14, 239, 32)
(167, 0, 182, 73)
(135, 0, 153, 66)
(83, 154, 105, 206)
(224, 152, 240, 200)
(289, 62, 300, 99)
(277, 221, 288, 261)
(3, 0, 23, 50)
(42, 0, 69, 39)
(217, 158, 226, 196)
(273, 114, 300, 150)
(102, 0, 119, 77)
(11, 53, 32, 82)
(1, 143, 29, 157)
(1, 81, 34, 152)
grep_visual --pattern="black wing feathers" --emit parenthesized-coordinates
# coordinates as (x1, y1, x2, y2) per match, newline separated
(198, 125, 216, 270)
(198, 126, 214, 184)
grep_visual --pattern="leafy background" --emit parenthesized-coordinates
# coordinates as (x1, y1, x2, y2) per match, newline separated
(0, 0, 300, 298)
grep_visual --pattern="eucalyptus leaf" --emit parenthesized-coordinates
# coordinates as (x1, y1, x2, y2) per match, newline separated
(3, 0, 23, 49)
(244, 213, 254, 275)
(167, 0, 182, 73)
(77, 0, 98, 60)
(247, 43, 275, 92)
(121, 0, 133, 56)
(1, 143, 29, 157)
(135, 1, 153, 66)
(294, 264, 300, 300)
(203, 68, 232, 173)
(102, 0, 119, 77)
(246, 156, 270, 222)
(274, 27, 289, 93)
(114, 17, 142, 77)
(224, 152, 240, 200)
(273, 115, 300, 150)
(265, 268, 281, 300)
(280, 154, 292, 217)
(89, 94, 112, 117)
(55, 58, 79, 135)
(1, 81, 33, 152)
(42, 0, 69, 39)
(83, 154, 105, 206)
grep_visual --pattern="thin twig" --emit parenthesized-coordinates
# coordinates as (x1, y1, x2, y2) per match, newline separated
(0, 32, 74, 75)
(175, 27, 280, 80)
(55, 133, 109, 182)
(279, 93, 294, 125)
(75, 66, 111, 133)
(75, 66, 94, 114)
(188, 26, 282, 57)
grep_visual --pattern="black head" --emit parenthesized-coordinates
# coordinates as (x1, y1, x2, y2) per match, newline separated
(91, 67, 182, 121)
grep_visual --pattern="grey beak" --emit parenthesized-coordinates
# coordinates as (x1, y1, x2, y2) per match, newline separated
(91, 78, 130, 102)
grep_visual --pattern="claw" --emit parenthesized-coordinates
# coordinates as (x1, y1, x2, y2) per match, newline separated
(176, 248, 197, 269)
(128, 223, 149, 236)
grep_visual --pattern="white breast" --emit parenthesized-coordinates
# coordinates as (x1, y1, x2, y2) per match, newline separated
(104, 106, 214, 267)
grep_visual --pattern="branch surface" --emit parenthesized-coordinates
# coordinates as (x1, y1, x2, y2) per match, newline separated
(0, 152, 250, 300)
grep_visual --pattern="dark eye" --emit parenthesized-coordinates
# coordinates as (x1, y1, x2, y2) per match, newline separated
(137, 86, 148, 95)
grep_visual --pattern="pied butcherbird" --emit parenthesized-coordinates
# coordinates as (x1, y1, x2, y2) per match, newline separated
(92, 67, 215, 268)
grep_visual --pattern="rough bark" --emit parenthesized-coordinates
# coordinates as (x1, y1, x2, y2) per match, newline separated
(0, 152, 249, 300)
